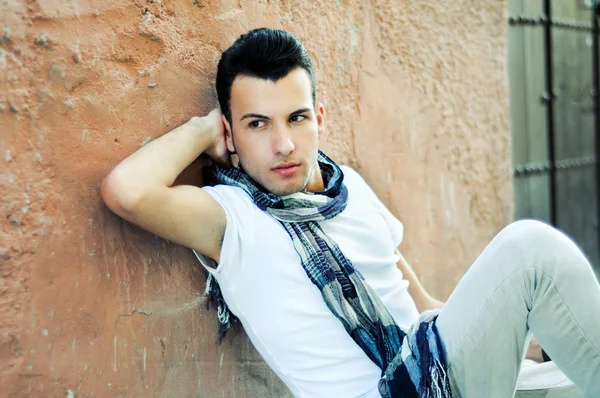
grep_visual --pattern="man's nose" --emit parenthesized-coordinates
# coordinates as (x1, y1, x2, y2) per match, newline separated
(271, 125, 295, 157)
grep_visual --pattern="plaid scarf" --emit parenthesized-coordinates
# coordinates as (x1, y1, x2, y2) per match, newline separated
(203, 151, 452, 398)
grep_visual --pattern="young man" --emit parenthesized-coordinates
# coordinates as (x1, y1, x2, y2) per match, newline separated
(101, 28, 600, 397)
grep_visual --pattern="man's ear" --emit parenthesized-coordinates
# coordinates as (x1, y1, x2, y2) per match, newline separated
(222, 115, 236, 153)
(316, 103, 325, 138)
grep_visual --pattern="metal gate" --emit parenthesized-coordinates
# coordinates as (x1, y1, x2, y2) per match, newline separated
(508, 0, 600, 276)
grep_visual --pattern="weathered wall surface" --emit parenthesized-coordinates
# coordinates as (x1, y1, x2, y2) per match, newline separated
(1, 0, 511, 396)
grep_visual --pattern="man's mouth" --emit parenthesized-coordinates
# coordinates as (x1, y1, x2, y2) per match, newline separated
(272, 162, 301, 176)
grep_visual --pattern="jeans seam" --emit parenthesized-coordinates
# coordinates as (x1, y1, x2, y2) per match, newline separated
(534, 268, 600, 359)
(445, 266, 527, 367)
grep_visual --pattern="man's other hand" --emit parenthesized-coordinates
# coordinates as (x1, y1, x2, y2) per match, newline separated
(525, 335, 545, 363)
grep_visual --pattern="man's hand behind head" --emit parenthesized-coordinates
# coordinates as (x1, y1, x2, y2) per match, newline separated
(203, 108, 232, 168)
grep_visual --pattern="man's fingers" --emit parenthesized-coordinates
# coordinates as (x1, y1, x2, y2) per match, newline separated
(216, 154, 232, 168)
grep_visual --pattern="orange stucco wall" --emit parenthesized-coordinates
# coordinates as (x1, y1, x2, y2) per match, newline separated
(1, 0, 511, 396)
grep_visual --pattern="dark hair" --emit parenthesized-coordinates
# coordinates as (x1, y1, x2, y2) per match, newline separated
(216, 28, 316, 124)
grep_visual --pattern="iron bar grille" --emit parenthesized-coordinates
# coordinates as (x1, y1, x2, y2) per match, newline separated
(509, 0, 600, 269)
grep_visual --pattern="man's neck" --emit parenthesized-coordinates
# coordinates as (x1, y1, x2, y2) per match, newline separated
(305, 162, 325, 193)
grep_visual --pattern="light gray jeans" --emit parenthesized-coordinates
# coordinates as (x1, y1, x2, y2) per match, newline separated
(435, 220, 600, 398)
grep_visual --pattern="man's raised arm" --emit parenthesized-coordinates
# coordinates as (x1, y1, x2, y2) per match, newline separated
(100, 109, 230, 263)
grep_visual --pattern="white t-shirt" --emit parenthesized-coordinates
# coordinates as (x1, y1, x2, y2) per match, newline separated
(193, 166, 420, 398)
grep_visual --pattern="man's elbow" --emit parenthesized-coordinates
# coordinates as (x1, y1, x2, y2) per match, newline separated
(100, 171, 142, 216)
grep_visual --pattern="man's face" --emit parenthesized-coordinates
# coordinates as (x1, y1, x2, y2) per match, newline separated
(224, 68, 325, 196)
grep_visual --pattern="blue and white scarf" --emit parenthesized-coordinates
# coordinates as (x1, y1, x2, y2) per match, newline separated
(203, 151, 452, 398)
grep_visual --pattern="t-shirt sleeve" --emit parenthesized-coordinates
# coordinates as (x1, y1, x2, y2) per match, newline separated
(340, 166, 404, 248)
(191, 185, 254, 284)
(377, 196, 404, 248)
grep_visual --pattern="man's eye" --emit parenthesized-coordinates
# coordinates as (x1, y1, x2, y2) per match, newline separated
(249, 120, 265, 129)
(290, 115, 306, 123)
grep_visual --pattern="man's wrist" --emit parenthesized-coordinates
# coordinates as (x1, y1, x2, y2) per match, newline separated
(428, 297, 445, 310)
(188, 116, 217, 145)
(179, 119, 215, 165)
(192, 111, 225, 154)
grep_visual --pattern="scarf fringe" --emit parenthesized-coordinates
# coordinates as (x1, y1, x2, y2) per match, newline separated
(204, 273, 235, 343)
(416, 317, 452, 398)
(421, 358, 451, 398)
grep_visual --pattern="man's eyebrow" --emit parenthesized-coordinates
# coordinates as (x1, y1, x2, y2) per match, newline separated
(240, 113, 270, 121)
(290, 108, 312, 117)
